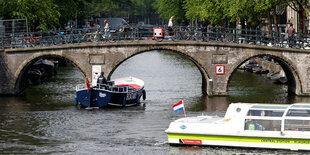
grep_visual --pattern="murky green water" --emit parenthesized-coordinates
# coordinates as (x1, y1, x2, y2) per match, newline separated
(1, 50, 310, 154)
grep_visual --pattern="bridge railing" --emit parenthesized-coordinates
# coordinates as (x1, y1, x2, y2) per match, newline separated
(1, 26, 310, 49)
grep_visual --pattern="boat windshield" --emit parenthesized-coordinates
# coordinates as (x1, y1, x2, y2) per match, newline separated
(250, 105, 288, 110)
(290, 104, 310, 109)
(286, 109, 310, 117)
(247, 110, 284, 117)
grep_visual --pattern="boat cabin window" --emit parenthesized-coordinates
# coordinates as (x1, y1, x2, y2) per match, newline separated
(284, 109, 310, 131)
(247, 110, 284, 117)
(285, 109, 310, 117)
(290, 104, 310, 109)
(245, 119, 281, 131)
(245, 106, 285, 131)
(284, 120, 310, 131)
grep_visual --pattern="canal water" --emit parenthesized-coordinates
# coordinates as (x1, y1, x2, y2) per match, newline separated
(1, 50, 310, 154)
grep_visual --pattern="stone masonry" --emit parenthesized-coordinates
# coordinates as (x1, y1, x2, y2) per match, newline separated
(1, 42, 310, 96)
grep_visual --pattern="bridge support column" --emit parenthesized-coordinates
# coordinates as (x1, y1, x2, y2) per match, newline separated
(206, 77, 229, 96)
(0, 50, 15, 95)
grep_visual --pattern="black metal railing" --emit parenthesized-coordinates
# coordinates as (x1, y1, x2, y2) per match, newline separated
(1, 26, 310, 49)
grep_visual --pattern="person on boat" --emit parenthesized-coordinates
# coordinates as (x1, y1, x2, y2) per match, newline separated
(97, 72, 107, 85)
(245, 112, 265, 131)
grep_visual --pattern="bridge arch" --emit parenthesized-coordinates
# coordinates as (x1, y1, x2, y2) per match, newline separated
(2, 42, 310, 96)
(107, 47, 211, 94)
(227, 53, 302, 95)
(14, 53, 87, 94)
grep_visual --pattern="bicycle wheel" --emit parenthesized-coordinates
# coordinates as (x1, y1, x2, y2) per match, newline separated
(184, 32, 192, 40)
(155, 37, 163, 42)
(195, 32, 202, 42)
(133, 32, 140, 42)
(90, 34, 98, 42)
(171, 32, 180, 42)
(122, 32, 131, 42)
(53, 37, 60, 45)
(107, 33, 116, 43)
(47, 38, 54, 45)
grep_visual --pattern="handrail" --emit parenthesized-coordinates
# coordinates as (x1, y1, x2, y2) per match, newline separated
(1, 26, 309, 49)
(76, 83, 133, 93)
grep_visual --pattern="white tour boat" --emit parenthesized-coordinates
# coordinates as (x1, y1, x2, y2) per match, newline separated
(165, 103, 310, 151)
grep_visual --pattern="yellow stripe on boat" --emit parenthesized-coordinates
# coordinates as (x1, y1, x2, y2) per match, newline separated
(167, 133, 310, 145)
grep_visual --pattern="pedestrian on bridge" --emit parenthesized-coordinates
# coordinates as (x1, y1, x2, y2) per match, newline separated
(168, 15, 174, 36)
(287, 23, 295, 48)
(104, 19, 109, 39)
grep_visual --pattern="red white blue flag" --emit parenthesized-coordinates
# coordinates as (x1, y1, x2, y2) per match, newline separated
(172, 100, 184, 114)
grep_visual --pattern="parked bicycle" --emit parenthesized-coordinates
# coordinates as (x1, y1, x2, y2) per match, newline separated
(153, 26, 180, 42)
(90, 28, 116, 43)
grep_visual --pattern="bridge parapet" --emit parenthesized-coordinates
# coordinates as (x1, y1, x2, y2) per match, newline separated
(1, 26, 310, 50)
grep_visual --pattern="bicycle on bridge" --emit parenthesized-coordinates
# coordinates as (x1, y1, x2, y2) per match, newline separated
(90, 27, 116, 43)
(3, 26, 310, 50)
(153, 26, 206, 42)
(153, 26, 180, 42)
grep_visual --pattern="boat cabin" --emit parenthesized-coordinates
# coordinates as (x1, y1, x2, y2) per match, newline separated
(225, 103, 310, 132)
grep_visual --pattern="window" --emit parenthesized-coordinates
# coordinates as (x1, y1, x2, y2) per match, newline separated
(245, 119, 281, 131)
(286, 109, 310, 117)
(247, 110, 284, 117)
(285, 120, 310, 131)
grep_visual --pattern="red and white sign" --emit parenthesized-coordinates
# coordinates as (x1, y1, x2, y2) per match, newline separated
(182, 139, 202, 144)
(153, 28, 163, 37)
(215, 65, 225, 75)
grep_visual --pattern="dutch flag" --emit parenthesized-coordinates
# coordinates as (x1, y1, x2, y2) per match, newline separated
(172, 100, 184, 114)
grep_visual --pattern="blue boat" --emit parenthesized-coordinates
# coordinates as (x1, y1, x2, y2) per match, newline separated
(74, 76, 146, 108)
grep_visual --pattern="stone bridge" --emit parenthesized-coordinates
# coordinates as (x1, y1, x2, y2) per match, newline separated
(1, 41, 310, 96)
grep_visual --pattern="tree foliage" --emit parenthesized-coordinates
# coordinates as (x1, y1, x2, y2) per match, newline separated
(0, 0, 60, 30)
(182, 0, 299, 29)
(55, 0, 90, 28)
(154, 0, 186, 25)
(0, 0, 308, 31)
(0, 0, 157, 30)
(285, 0, 309, 33)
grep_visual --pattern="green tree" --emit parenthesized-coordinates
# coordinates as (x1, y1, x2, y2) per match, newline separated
(154, 0, 186, 25)
(184, 0, 203, 21)
(0, 0, 60, 31)
(285, 0, 309, 33)
(224, 0, 263, 28)
(253, 0, 285, 35)
(131, 0, 155, 23)
(55, 0, 90, 29)
(88, 0, 133, 17)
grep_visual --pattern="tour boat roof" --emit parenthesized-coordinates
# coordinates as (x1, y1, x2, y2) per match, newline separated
(224, 103, 310, 120)
(112, 76, 144, 89)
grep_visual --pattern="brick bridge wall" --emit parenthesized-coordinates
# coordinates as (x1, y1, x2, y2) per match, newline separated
(1, 42, 310, 96)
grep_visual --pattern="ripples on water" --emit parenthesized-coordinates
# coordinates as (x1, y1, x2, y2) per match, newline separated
(0, 50, 310, 154)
